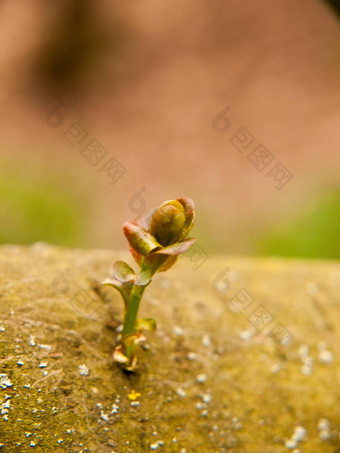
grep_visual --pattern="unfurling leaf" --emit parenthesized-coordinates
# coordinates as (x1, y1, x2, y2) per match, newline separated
(102, 278, 132, 310)
(135, 317, 157, 332)
(123, 222, 161, 256)
(112, 260, 136, 283)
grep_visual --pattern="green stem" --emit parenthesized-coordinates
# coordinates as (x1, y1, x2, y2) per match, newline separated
(122, 283, 146, 337)
(121, 283, 145, 362)
(121, 256, 168, 365)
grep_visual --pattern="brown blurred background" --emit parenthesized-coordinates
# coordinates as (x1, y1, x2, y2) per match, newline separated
(0, 0, 339, 258)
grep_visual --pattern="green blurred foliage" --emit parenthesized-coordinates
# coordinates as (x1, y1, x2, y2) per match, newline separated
(1, 156, 339, 261)
(0, 174, 84, 247)
(256, 190, 340, 260)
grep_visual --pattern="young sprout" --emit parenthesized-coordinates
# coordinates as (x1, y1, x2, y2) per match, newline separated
(102, 197, 196, 371)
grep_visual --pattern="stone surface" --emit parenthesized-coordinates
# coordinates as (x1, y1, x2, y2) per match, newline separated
(0, 243, 339, 452)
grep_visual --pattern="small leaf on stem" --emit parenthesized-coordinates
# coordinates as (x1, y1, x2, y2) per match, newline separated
(112, 260, 136, 282)
(135, 317, 157, 332)
(102, 278, 132, 310)
(123, 222, 161, 256)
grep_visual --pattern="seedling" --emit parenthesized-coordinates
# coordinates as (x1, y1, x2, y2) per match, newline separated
(102, 197, 196, 371)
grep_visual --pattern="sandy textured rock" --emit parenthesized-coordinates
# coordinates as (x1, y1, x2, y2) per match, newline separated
(0, 244, 339, 452)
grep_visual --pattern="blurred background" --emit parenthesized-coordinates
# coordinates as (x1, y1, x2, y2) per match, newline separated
(0, 0, 339, 259)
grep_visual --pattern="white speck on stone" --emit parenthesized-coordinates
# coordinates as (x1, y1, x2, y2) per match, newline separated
(111, 404, 119, 414)
(57, 439, 63, 444)
(318, 418, 330, 431)
(42, 371, 48, 377)
(187, 352, 197, 361)
(38, 344, 52, 351)
(173, 326, 184, 336)
(0, 400, 11, 415)
(0, 374, 12, 389)
(271, 363, 281, 374)
(131, 401, 140, 407)
(79, 364, 90, 376)
(303, 356, 313, 366)
(150, 442, 159, 450)
(285, 438, 298, 449)
(29, 335, 36, 347)
(195, 402, 205, 410)
(96, 403, 103, 409)
(29, 441, 36, 447)
(24, 384, 30, 389)
(239, 328, 256, 341)
(319, 429, 331, 441)
(292, 426, 307, 442)
(201, 393, 211, 404)
(0, 326, 5, 332)
(17, 360, 24, 366)
(66, 429, 71, 434)
(100, 410, 109, 421)
(298, 344, 309, 361)
(301, 364, 313, 376)
(38, 362, 48, 369)
(176, 388, 186, 398)
(202, 334, 211, 347)
(196, 374, 207, 384)
(232, 417, 241, 426)
(318, 418, 331, 441)
(318, 350, 333, 364)
(201, 409, 208, 417)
